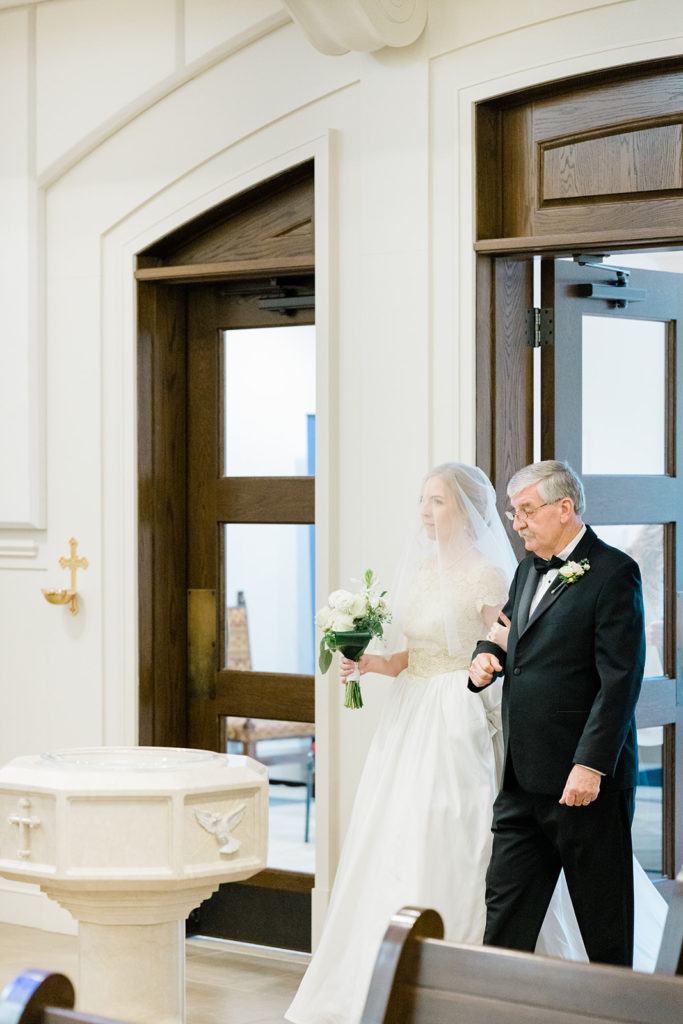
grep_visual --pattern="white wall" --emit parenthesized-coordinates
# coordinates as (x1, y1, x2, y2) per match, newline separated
(2, 0, 683, 936)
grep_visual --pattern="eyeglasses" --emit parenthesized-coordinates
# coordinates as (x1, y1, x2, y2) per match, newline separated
(505, 501, 556, 524)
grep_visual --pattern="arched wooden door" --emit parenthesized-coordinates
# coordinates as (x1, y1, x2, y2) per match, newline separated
(136, 161, 317, 949)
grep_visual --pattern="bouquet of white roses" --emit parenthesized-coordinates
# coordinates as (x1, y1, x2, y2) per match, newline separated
(316, 569, 391, 709)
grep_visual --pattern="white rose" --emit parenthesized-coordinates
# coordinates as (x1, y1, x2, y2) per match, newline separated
(315, 605, 334, 629)
(565, 561, 584, 576)
(328, 589, 354, 612)
(329, 610, 355, 632)
(348, 593, 367, 618)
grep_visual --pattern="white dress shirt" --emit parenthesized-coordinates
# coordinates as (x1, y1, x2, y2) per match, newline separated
(528, 524, 587, 616)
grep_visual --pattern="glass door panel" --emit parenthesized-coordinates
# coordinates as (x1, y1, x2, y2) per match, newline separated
(224, 523, 315, 676)
(593, 524, 665, 677)
(633, 732, 663, 878)
(582, 317, 666, 475)
(223, 325, 315, 477)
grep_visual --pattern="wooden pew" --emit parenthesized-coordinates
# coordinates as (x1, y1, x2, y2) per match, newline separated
(361, 906, 683, 1024)
(0, 970, 131, 1024)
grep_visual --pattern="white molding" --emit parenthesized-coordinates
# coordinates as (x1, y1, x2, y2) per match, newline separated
(187, 934, 310, 965)
(0, 6, 291, 534)
(0, 539, 39, 559)
(282, 0, 427, 54)
(0, 1, 58, 7)
(35, 11, 292, 189)
(0, 5, 45, 531)
(0, 877, 77, 935)
(310, 128, 336, 943)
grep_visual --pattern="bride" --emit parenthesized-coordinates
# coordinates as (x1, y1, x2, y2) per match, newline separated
(285, 463, 666, 1024)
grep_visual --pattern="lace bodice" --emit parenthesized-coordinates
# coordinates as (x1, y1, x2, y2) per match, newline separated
(401, 559, 509, 670)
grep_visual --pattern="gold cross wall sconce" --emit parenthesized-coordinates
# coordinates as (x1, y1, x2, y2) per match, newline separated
(42, 537, 89, 616)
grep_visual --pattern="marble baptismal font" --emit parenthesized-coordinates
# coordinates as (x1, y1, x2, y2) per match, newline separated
(0, 747, 268, 1024)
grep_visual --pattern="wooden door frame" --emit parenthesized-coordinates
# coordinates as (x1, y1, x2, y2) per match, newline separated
(137, 279, 188, 746)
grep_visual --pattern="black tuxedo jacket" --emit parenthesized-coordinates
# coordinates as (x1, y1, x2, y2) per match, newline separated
(471, 526, 645, 794)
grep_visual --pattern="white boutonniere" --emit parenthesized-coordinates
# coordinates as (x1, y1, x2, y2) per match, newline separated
(550, 558, 590, 593)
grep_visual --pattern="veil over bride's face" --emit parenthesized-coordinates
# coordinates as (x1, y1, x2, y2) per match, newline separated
(419, 475, 461, 544)
(383, 462, 517, 657)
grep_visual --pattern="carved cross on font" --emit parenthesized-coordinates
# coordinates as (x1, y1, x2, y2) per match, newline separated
(8, 797, 41, 859)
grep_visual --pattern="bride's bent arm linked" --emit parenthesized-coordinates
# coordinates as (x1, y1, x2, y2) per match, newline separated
(486, 612, 511, 649)
(470, 574, 522, 688)
(468, 609, 509, 686)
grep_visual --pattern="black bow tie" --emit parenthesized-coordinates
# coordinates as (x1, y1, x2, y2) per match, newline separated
(533, 555, 565, 574)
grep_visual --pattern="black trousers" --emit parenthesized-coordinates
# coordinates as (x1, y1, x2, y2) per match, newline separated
(484, 759, 635, 967)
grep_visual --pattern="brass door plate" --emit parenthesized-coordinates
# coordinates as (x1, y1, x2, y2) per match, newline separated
(188, 589, 216, 699)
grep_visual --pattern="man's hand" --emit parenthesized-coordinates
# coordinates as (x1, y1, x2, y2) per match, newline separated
(559, 764, 601, 807)
(469, 652, 502, 688)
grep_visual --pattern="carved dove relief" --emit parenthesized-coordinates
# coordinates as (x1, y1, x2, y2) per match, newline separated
(195, 804, 246, 855)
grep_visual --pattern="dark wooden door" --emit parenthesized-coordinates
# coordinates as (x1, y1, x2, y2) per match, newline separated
(184, 282, 316, 950)
(475, 59, 683, 885)
(136, 161, 315, 950)
(543, 257, 683, 877)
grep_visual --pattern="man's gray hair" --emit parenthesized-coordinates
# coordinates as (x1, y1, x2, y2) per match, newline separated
(507, 460, 585, 517)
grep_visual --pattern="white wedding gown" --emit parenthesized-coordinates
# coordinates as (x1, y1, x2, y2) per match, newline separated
(285, 560, 668, 1024)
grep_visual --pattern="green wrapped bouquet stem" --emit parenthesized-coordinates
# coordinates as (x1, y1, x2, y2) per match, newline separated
(329, 630, 372, 709)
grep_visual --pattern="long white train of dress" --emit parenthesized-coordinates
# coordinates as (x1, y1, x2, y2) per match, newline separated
(285, 562, 667, 1024)
(539, 858, 668, 971)
(286, 659, 501, 1024)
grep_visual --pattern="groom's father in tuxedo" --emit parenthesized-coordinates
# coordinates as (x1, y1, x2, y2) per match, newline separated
(470, 460, 645, 966)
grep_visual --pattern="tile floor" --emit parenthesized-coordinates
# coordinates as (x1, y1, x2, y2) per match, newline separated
(0, 924, 309, 1024)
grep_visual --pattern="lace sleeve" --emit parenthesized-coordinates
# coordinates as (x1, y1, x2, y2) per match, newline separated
(475, 564, 510, 614)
